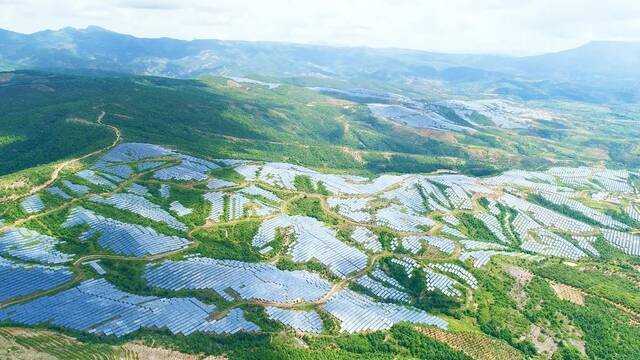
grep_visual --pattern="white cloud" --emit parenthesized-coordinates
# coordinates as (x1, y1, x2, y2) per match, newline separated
(0, 0, 639, 55)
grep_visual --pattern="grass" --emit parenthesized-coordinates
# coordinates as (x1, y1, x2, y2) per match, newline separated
(190, 220, 263, 262)
(457, 213, 501, 243)
(209, 167, 245, 183)
(286, 196, 337, 225)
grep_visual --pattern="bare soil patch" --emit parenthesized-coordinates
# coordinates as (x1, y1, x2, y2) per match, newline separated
(342, 147, 364, 163)
(505, 265, 533, 309)
(549, 282, 584, 305)
(123, 343, 227, 360)
(420, 327, 523, 360)
(525, 324, 558, 357)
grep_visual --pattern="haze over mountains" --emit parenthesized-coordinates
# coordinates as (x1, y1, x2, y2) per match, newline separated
(0, 26, 639, 103)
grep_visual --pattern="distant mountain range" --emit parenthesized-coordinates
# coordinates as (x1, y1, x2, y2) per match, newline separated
(1, 26, 639, 102)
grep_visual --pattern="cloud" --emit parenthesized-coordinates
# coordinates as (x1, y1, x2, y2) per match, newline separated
(1, 0, 639, 55)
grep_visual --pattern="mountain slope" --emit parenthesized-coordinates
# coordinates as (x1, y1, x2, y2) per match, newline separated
(2, 70, 639, 183)
(1, 27, 639, 89)
(0, 70, 489, 177)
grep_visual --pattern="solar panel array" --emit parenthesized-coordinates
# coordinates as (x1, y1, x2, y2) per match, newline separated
(159, 184, 170, 198)
(431, 263, 478, 289)
(204, 192, 225, 221)
(460, 240, 508, 251)
(440, 225, 466, 239)
(253, 215, 368, 278)
(20, 194, 44, 214)
(442, 184, 473, 210)
(381, 180, 427, 213)
(86, 260, 106, 275)
(540, 192, 628, 229)
(0, 278, 259, 337)
(235, 162, 402, 195)
(601, 229, 640, 256)
(424, 269, 461, 297)
(399, 236, 423, 254)
(126, 183, 150, 196)
(250, 199, 279, 217)
(442, 214, 460, 226)
(475, 213, 509, 243)
(511, 211, 541, 240)
(6, 144, 640, 340)
(252, 216, 293, 248)
(154, 155, 219, 181)
(100, 143, 172, 162)
(419, 179, 451, 211)
(137, 161, 164, 171)
(322, 289, 446, 333)
(75, 169, 116, 189)
(92, 161, 133, 180)
(63, 207, 190, 257)
(487, 199, 501, 215)
(354, 275, 409, 302)
(520, 229, 587, 260)
(351, 227, 382, 252)
(428, 236, 457, 254)
(170, 201, 193, 216)
(501, 193, 593, 234)
(0, 257, 73, 302)
(89, 193, 187, 231)
(145, 257, 331, 303)
(207, 178, 237, 190)
(327, 197, 371, 222)
(240, 185, 281, 203)
(401, 236, 455, 254)
(625, 205, 640, 222)
(459, 250, 541, 268)
(0, 227, 71, 264)
(370, 266, 404, 289)
(376, 204, 434, 232)
(228, 193, 249, 220)
(266, 307, 322, 333)
(62, 180, 90, 195)
(47, 186, 72, 200)
(390, 258, 421, 279)
(572, 235, 600, 257)
(483, 170, 568, 193)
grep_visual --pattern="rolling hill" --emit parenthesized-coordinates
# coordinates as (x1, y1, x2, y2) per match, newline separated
(1, 27, 639, 103)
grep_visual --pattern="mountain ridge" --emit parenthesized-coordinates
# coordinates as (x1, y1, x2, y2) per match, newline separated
(1, 26, 639, 86)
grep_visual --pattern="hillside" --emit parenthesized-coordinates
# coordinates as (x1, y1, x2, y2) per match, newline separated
(2, 70, 639, 194)
(0, 139, 638, 359)
(1, 27, 639, 103)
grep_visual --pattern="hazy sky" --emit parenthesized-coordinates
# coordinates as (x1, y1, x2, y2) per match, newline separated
(1, 0, 640, 55)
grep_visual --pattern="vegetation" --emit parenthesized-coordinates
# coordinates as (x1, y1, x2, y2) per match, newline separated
(528, 194, 601, 227)
(190, 220, 263, 262)
(100, 259, 228, 307)
(381, 257, 462, 315)
(5, 70, 637, 181)
(533, 262, 640, 312)
(457, 213, 500, 243)
(286, 196, 337, 225)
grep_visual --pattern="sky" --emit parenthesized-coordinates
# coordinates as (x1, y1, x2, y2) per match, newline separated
(1, 0, 640, 55)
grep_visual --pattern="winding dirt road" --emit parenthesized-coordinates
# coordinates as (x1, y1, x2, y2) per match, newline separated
(1, 111, 120, 202)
